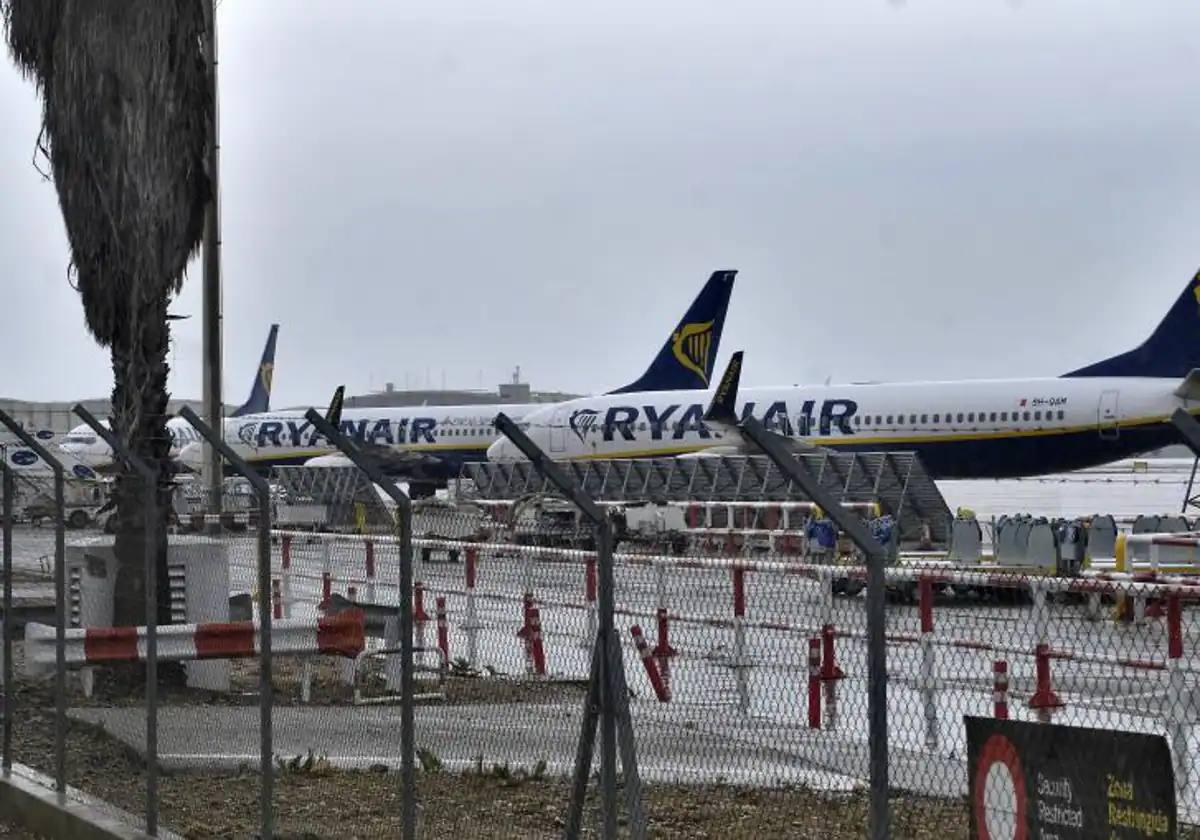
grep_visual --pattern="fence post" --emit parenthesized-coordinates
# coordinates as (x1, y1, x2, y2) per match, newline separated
(72, 406, 160, 835)
(178, 406, 275, 839)
(304, 409, 416, 840)
(0, 412, 67, 797)
(1167, 593, 1188, 792)
(493, 413, 645, 840)
(740, 417, 890, 840)
(2, 462, 12, 774)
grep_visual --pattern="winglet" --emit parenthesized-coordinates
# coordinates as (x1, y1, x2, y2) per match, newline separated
(704, 351, 743, 426)
(325, 385, 345, 427)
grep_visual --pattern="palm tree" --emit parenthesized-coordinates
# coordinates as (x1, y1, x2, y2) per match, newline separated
(4, 1, 212, 627)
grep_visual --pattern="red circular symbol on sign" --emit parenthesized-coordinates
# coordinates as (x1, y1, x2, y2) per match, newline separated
(974, 733, 1027, 840)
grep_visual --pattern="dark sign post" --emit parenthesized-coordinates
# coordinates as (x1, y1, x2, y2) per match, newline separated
(967, 718, 1176, 839)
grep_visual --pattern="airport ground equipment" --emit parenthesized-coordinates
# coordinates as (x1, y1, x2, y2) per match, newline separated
(461, 450, 951, 550)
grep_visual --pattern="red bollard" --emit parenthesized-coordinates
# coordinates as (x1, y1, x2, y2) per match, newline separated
(631, 625, 671, 702)
(364, 540, 376, 581)
(281, 535, 292, 570)
(808, 637, 822, 729)
(465, 547, 478, 590)
(529, 607, 547, 676)
(1169, 593, 1183, 660)
(1028, 643, 1062, 710)
(321, 572, 332, 607)
(732, 567, 746, 619)
(652, 607, 676, 658)
(272, 579, 283, 620)
(993, 660, 1009, 720)
(918, 577, 934, 635)
(436, 596, 449, 665)
(686, 503, 703, 528)
(413, 581, 429, 623)
(517, 592, 533, 639)
(820, 624, 843, 680)
(585, 558, 597, 604)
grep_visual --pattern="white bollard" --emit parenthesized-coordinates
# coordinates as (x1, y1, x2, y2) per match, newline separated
(280, 534, 294, 620)
(300, 660, 312, 704)
(581, 557, 597, 649)
(1168, 658, 1188, 791)
(384, 616, 402, 691)
(920, 633, 938, 751)
(1031, 582, 1049, 649)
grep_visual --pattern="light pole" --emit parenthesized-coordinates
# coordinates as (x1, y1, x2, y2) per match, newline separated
(201, 0, 224, 517)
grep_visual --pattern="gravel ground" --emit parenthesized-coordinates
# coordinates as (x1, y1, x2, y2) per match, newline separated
(3, 672, 975, 838)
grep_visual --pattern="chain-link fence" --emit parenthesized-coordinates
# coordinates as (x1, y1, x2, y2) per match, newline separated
(5, 403, 1200, 838)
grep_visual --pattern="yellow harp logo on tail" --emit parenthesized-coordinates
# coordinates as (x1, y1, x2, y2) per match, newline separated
(259, 363, 274, 394)
(672, 321, 714, 385)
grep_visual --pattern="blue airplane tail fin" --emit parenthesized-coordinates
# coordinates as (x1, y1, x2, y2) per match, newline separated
(609, 270, 736, 394)
(1064, 269, 1200, 378)
(231, 324, 279, 417)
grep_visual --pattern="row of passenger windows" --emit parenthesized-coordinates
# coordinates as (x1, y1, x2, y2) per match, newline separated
(437, 427, 489, 437)
(854, 409, 1066, 428)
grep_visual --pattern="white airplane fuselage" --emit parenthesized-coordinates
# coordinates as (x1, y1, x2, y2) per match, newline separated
(488, 376, 1191, 478)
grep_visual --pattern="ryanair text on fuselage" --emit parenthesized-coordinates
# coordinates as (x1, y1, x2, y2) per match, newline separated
(569, 399, 859, 443)
(238, 414, 501, 449)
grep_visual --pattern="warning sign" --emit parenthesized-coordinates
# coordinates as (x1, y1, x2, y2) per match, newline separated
(966, 718, 1176, 839)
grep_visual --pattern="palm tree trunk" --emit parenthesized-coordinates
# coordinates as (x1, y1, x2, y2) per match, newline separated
(108, 291, 174, 629)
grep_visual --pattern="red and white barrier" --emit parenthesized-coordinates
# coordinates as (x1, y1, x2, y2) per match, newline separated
(630, 625, 670, 702)
(24, 613, 365, 677)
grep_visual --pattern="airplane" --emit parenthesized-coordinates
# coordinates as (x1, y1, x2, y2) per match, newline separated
(58, 324, 280, 469)
(487, 269, 1200, 479)
(177, 270, 738, 497)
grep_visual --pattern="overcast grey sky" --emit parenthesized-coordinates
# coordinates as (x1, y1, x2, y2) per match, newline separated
(2, 1, 1199, 408)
